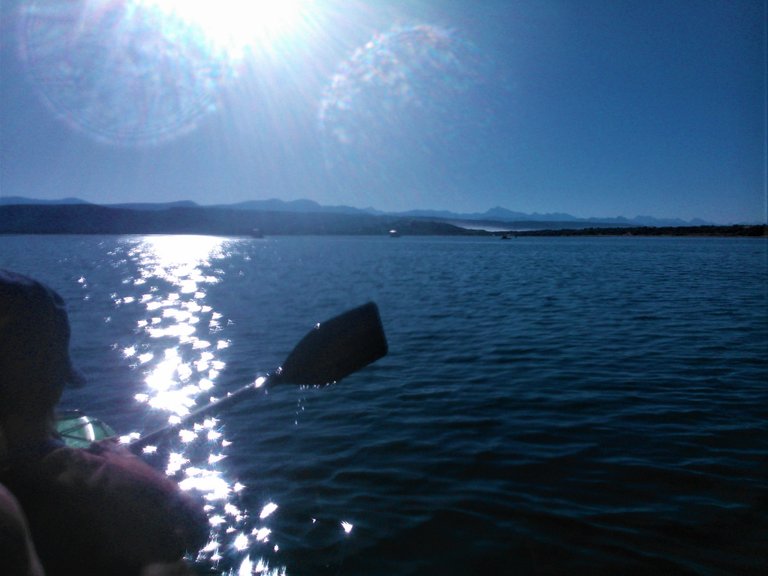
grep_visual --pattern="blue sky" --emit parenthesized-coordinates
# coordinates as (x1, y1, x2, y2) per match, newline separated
(1, 0, 765, 223)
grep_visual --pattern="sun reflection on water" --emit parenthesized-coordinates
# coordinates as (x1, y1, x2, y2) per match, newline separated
(114, 235, 285, 574)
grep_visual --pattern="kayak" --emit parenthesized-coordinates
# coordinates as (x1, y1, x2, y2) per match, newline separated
(55, 410, 115, 448)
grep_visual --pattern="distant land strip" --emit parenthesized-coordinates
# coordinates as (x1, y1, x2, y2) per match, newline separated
(0, 205, 764, 237)
(508, 225, 767, 238)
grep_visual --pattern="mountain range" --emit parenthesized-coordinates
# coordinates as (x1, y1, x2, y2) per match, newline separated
(0, 196, 715, 228)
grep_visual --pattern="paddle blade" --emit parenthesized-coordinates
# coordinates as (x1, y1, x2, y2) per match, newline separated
(275, 302, 387, 385)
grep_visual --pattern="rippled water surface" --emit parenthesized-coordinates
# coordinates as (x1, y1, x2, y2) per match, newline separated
(2, 235, 766, 575)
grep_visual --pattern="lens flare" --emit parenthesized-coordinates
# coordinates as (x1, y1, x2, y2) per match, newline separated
(18, 0, 312, 146)
(19, 1, 221, 145)
(318, 24, 493, 203)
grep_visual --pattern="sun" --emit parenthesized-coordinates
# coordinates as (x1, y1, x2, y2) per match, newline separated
(139, 0, 310, 55)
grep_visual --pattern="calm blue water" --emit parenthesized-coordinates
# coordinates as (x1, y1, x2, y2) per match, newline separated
(2, 235, 767, 575)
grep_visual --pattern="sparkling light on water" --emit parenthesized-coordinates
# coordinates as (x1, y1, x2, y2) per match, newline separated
(113, 235, 287, 573)
(259, 502, 279, 519)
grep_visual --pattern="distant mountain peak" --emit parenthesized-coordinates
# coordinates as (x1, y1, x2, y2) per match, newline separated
(219, 198, 369, 215)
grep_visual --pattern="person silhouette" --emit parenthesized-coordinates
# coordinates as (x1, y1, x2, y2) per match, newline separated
(0, 269, 208, 576)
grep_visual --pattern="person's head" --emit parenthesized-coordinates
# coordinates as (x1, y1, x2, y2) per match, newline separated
(0, 270, 84, 421)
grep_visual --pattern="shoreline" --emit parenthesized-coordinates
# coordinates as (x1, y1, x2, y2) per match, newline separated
(507, 225, 767, 238)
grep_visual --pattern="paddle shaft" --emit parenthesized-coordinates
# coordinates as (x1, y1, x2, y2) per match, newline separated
(127, 302, 386, 453)
(128, 379, 262, 452)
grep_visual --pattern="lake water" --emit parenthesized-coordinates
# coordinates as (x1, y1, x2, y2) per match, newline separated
(1, 234, 767, 575)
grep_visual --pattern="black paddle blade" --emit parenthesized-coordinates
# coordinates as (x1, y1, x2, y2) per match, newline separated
(275, 302, 387, 385)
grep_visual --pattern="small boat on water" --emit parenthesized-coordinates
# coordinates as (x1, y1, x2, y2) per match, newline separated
(388, 229, 401, 237)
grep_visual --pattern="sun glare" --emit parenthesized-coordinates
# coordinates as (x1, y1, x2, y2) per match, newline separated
(140, 0, 309, 55)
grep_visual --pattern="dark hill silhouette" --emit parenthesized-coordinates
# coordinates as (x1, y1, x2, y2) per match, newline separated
(0, 204, 485, 236)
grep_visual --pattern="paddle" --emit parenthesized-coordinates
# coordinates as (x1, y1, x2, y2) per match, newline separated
(129, 302, 387, 452)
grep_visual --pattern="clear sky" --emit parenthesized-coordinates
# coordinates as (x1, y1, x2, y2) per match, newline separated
(1, 0, 765, 223)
